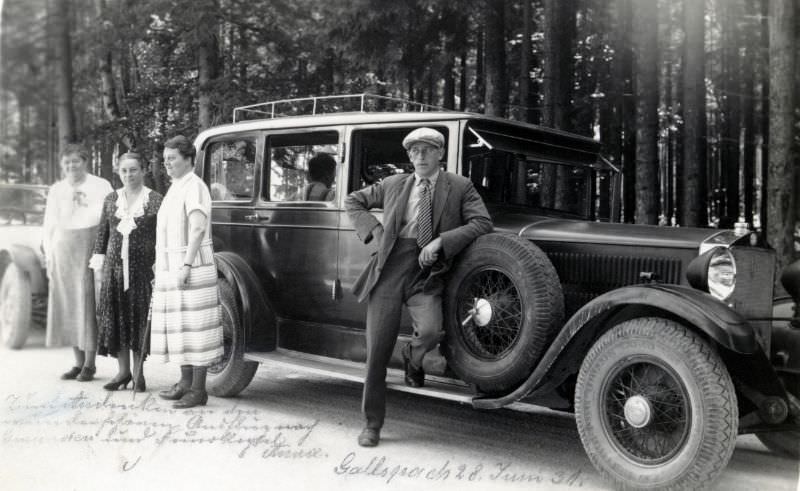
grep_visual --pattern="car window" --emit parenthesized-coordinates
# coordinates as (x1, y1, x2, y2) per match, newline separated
(348, 126, 448, 192)
(462, 127, 593, 218)
(0, 187, 47, 225)
(266, 131, 339, 202)
(206, 138, 257, 201)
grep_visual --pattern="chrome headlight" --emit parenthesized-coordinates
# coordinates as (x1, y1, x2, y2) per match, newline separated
(686, 247, 737, 301)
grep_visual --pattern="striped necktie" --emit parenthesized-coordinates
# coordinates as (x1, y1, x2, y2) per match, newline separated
(417, 178, 433, 248)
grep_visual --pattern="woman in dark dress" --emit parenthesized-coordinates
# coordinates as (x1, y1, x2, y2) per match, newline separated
(91, 153, 163, 391)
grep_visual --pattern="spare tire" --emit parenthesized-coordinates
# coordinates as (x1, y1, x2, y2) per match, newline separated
(443, 233, 563, 394)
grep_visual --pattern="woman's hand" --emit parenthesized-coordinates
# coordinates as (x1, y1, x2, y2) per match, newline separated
(177, 264, 191, 288)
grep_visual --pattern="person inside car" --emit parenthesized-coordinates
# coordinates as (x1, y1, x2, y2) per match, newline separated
(304, 152, 336, 201)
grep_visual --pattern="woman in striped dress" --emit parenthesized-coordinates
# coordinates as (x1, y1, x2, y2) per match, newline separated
(151, 135, 223, 409)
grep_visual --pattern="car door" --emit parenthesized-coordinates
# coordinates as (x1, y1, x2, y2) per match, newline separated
(253, 129, 344, 345)
(203, 133, 260, 279)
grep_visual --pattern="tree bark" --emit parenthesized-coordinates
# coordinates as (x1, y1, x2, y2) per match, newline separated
(54, 0, 76, 148)
(681, 0, 707, 227)
(632, 0, 659, 225)
(197, 3, 220, 131)
(519, 0, 532, 122)
(484, 0, 507, 117)
(742, 1, 758, 226)
(767, 0, 797, 283)
(722, 0, 742, 224)
(541, 0, 576, 210)
(95, 0, 120, 122)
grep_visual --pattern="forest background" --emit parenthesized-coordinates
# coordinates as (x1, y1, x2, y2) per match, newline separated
(1, 0, 798, 273)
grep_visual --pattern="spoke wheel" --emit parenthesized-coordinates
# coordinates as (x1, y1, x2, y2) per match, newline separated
(575, 317, 737, 490)
(457, 268, 523, 359)
(443, 233, 563, 394)
(602, 358, 691, 465)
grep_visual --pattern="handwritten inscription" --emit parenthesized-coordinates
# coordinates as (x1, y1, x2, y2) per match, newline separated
(334, 452, 585, 487)
(1, 391, 324, 462)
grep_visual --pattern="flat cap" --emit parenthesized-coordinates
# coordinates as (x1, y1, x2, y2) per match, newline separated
(402, 127, 445, 150)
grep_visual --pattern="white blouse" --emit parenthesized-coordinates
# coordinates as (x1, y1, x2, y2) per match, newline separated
(43, 174, 113, 256)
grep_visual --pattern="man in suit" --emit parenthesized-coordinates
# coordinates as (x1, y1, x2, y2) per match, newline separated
(345, 127, 493, 447)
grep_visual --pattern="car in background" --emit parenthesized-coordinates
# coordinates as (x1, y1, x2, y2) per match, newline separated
(0, 183, 49, 349)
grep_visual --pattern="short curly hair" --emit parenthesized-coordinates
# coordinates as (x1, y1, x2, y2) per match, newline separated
(59, 143, 90, 163)
(164, 135, 196, 161)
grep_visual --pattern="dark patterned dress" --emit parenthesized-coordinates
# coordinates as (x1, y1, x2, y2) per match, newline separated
(93, 188, 163, 357)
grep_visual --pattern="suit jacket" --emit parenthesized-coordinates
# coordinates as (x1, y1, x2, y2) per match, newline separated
(345, 171, 493, 303)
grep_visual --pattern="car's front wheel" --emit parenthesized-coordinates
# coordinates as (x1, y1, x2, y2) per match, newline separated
(207, 277, 258, 397)
(575, 317, 737, 490)
(0, 262, 32, 349)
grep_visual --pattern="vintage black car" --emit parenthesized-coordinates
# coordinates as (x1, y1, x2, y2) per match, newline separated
(196, 94, 799, 490)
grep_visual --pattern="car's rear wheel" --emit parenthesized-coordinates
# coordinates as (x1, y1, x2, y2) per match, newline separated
(443, 233, 563, 394)
(0, 262, 32, 349)
(207, 277, 258, 397)
(575, 317, 738, 490)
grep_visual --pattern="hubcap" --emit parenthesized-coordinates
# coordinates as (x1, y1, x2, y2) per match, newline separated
(456, 268, 523, 359)
(463, 298, 493, 327)
(623, 395, 652, 428)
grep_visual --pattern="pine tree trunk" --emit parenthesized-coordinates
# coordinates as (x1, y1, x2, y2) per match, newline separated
(632, 0, 659, 225)
(540, 0, 576, 209)
(54, 0, 76, 148)
(742, 1, 757, 226)
(197, 2, 220, 131)
(767, 0, 797, 285)
(722, 0, 742, 225)
(484, 0, 507, 117)
(519, 0, 532, 122)
(681, 0, 707, 227)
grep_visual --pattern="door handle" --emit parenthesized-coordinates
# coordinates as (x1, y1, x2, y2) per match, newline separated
(244, 214, 267, 222)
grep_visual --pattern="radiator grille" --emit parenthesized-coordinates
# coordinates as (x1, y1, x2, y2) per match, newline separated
(546, 252, 683, 318)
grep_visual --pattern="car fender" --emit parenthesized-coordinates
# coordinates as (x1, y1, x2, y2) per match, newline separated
(215, 251, 277, 352)
(1, 244, 46, 294)
(473, 283, 765, 410)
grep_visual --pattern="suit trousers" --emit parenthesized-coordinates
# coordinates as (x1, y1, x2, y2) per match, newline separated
(363, 239, 444, 429)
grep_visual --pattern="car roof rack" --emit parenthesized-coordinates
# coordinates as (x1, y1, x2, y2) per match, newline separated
(232, 93, 447, 122)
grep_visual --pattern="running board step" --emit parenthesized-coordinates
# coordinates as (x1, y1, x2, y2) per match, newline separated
(245, 349, 478, 404)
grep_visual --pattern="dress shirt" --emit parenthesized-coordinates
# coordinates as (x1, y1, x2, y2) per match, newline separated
(399, 170, 439, 239)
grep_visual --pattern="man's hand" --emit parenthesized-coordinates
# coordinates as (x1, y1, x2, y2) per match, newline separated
(418, 237, 442, 268)
(370, 224, 384, 244)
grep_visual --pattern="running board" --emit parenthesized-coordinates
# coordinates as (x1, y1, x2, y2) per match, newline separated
(245, 349, 478, 405)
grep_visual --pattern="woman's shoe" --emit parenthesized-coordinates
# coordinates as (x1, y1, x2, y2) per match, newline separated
(133, 377, 146, 393)
(76, 366, 96, 382)
(158, 383, 189, 400)
(103, 373, 132, 391)
(173, 389, 208, 409)
(61, 367, 81, 380)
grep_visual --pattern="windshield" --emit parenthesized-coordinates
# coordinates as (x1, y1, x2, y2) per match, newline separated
(0, 186, 47, 225)
(461, 123, 615, 221)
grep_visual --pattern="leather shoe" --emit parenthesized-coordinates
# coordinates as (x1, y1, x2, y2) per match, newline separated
(402, 344, 424, 388)
(76, 366, 96, 382)
(61, 367, 81, 380)
(173, 389, 208, 409)
(357, 427, 380, 447)
(158, 383, 189, 400)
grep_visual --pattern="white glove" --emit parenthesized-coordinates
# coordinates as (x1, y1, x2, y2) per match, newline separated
(88, 253, 105, 271)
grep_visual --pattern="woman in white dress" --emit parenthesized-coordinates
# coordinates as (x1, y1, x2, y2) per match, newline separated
(150, 135, 223, 409)
(43, 143, 113, 381)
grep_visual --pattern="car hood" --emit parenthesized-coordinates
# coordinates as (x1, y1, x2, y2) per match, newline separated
(491, 211, 717, 250)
